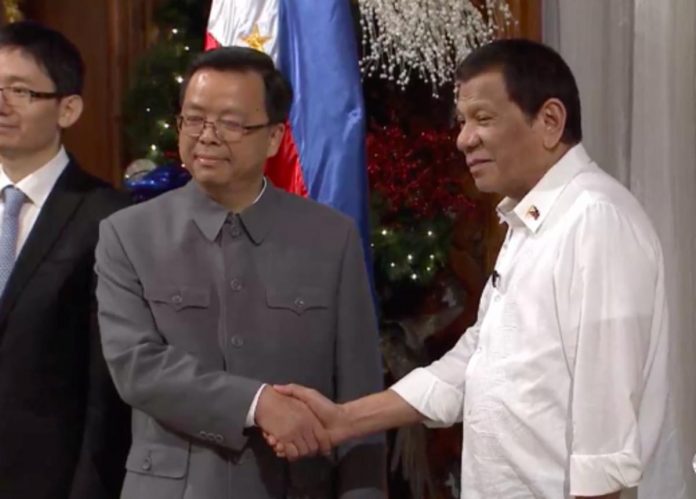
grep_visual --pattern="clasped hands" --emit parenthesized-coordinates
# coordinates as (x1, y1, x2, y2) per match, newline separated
(254, 384, 346, 461)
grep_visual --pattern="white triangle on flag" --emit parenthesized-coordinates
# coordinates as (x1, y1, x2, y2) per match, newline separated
(207, 0, 280, 63)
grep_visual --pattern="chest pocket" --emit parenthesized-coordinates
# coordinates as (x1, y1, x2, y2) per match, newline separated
(266, 286, 329, 315)
(143, 285, 213, 348)
(144, 286, 210, 311)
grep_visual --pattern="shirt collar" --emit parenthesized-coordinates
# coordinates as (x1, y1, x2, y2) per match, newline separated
(0, 147, 70, 208)
(189, 177, 272, 242)
(496, 143, 591, 232)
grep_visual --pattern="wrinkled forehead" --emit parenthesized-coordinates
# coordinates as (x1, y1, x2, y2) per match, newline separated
(182, 68, 266, 115)
(455, 70, 512, 110)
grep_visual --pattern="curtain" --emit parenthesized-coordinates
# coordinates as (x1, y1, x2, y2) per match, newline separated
(543, 1, 696, 497)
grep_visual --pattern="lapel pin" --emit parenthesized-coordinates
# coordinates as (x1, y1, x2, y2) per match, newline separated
(527, 205, 540, 220)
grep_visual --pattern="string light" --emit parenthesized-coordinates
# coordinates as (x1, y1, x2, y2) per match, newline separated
(411, 273, 418, 280)
(150, 144, 158, 152)
(175, 75, 184, 84)
(171, 28, 179, 35)
(381, 229, 388, 236)
(427, 230, 434, 237)
(357, 0, 514, 93)
(407, 254, 413, 261)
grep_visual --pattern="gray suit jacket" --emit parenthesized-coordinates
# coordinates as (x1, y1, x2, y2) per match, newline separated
(95, 180, 385, 499)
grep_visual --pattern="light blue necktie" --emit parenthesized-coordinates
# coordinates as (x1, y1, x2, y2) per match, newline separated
(0, 186, 26, 296)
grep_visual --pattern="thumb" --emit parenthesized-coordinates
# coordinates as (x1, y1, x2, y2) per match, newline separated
(273, 383, 316, 403)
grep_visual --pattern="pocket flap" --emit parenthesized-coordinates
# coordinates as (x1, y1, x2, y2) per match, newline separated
(125, 443, 189, 478)
(144, 286, 210, 310)
(266, 286, 329, 315)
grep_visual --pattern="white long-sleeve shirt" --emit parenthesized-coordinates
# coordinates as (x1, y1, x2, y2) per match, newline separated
(392, 144, 672, 498)
(0, 147, 69, 254)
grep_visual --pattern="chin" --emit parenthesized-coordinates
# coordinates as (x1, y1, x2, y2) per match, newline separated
(192, 170, 228, 188)
(473, 178, 499, 195)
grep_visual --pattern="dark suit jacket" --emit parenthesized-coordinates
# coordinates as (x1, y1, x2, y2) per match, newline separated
(0, 159, 131, 499)
(96, 180, 385, 499)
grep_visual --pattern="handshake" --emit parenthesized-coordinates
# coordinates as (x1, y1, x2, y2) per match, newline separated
(254, 384, 350, 461)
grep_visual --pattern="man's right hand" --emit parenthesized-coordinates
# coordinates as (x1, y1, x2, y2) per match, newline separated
(264, 384, 351, 458)
(254, 385, 332, 461)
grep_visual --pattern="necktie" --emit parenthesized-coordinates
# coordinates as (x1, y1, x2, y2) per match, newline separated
(0, 186, 26, 296)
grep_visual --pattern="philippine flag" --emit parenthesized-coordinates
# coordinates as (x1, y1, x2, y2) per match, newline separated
(205, 0, 372, 263)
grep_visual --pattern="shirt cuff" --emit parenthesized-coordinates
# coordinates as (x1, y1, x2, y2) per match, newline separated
(569, 451, 642, 497)
(390, 367, 463, 426)
(245, 384, 267, 427)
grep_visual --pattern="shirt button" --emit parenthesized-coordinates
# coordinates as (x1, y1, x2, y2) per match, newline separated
(230, 226, 242, 238)
(142, 457, 152, 471)
(230, 279, 243, 291)
(230, 336, 244, 348)
(171, 294, 183, 304)
(494, 295, 501, 303)
(294, 297, 305, 309)
(215, 434, 224, 444)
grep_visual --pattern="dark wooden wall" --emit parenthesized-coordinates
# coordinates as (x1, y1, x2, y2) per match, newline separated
(16, 0, 160, 185)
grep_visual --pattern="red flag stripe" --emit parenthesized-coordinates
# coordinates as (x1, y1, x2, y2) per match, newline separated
(265, 124, 308, 197)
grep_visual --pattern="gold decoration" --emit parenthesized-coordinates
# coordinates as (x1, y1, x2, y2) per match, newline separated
(3, 0, 23, 23)
(242, 24, 271, 53)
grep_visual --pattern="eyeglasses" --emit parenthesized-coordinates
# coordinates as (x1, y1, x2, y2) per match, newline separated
(176, 115, 273, 143)
(0, 86, 63, 107)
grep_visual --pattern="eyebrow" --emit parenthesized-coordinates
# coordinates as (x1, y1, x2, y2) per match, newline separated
(457, 101, 495, 115)
(3, 76, 34, 86)
(182, 103, 248, 116)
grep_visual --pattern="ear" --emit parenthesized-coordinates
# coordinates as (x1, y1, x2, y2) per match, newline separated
(57, 95, 83, 129)
(266, 122, 286, 158)
(535, 98, 567, 149)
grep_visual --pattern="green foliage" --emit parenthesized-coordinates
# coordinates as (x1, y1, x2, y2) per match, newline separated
(122, 0, 207, 163)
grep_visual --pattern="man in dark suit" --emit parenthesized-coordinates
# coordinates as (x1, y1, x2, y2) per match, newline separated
(95, 47, 385, 498)
(0, 21, 130, 499)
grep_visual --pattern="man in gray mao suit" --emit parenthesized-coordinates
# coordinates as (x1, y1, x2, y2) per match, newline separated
(95, 47, 385, 499)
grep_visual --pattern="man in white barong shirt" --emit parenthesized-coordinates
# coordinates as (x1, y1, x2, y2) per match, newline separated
(265, 39, 684, 499)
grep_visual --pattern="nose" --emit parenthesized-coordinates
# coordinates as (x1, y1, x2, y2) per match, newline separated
(456, 122, 481, 155)
(0, 90, 12, 114)
(197, 121, 220, 145)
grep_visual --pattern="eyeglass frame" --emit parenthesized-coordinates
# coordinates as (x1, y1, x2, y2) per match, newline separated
(175, 114, 278, 143)
(0, 86, 64, 107)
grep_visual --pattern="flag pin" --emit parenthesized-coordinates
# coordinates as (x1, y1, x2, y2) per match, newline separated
(527, 205, 540, 220)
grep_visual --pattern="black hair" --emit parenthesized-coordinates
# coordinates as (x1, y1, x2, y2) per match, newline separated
(181, 46, 293, 123)
(0, 20, 85, 96)
(456, 38, 582, 144)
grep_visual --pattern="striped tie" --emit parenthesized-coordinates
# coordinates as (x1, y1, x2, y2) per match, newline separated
(0, 186, 26, 296)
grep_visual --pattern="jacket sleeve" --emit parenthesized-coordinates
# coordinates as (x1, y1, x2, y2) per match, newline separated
(95, 218, 262, 451)
(68, 270, 131, 499)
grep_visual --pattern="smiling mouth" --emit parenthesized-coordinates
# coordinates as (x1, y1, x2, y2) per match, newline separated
(195, 156, 226, 165)
(468, 159, 492, 171)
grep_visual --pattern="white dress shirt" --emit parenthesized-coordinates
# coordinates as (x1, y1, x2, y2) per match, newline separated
(0, 147, 69, 255)
(392, 144, 671, 498)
